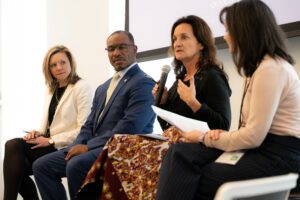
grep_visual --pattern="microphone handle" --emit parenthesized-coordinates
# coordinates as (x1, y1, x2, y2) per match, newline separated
(154, 74, 168, 106)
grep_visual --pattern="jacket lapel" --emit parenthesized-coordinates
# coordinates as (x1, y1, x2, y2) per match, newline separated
(96, 65, 139, 126)
(94, 82, 110, 125)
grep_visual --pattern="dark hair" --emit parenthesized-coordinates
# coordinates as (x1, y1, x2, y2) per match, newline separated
(219, 0, 294, 77)
(43, 45, 80, 92)
(170, 15, 227, 80)
(108, 30, 135, 44)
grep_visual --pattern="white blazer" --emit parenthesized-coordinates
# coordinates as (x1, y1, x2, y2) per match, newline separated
(38, 79, 93, 150)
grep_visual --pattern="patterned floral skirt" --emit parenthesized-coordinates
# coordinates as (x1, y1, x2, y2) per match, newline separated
(77, 134, 171, 200)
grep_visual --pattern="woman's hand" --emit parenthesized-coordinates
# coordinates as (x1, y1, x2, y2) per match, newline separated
(177, 77, 201, 112)
(179, 130, 206, 143)
(206, 129, 225, 141)
(23, 130, 41, 140)
(152, 83, 168, 105)
(179, 129, 226, 143)
(26, 136, 52, 149)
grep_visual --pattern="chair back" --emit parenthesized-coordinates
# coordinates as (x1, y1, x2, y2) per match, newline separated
(214, 173, 299, 200)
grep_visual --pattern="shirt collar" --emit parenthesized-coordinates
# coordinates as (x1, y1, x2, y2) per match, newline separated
(115, 62, 137, 79)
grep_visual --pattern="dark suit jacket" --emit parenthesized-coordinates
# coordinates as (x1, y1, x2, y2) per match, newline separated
(72, 64, 155, 150)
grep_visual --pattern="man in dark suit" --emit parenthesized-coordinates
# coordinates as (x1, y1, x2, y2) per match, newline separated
(32, 30, 155, 200)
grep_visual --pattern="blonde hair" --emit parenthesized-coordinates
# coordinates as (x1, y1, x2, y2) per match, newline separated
(43, 45, 80, 92)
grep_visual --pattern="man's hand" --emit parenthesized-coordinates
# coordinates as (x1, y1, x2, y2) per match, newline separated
(26, 136, 51, 149)
(65, 144, 88, 161)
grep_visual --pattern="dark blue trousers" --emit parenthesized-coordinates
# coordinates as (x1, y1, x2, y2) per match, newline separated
(32, 147, 102, 200)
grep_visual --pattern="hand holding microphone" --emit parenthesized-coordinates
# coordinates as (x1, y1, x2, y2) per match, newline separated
(152, 84, 168, 105)
(153, 65, 171, 106)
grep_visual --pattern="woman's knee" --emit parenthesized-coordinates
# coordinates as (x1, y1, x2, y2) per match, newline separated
(5, 138, 24, 153)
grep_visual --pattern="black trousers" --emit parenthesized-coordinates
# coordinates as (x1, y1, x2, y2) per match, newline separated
(3, 138, 56, 200)
(156, 134, 300, 200)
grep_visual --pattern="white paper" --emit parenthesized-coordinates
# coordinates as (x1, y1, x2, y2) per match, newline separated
(137, 134, 168, 141)
(152, 105, 210, 132)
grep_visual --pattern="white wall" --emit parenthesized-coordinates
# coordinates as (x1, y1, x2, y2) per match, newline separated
(0, 0, 47, 197)
(1, 0, 47, 150)
(0, 0, 2, 102)
(0, 0, 2, 162)
(47, 0, 110, 90)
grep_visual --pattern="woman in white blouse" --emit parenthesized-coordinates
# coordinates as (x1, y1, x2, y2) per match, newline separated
(3, 45, 93, 200)
(156, 0, 300, 199)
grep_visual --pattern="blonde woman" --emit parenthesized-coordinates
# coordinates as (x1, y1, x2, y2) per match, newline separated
(3, 45, 93, 200)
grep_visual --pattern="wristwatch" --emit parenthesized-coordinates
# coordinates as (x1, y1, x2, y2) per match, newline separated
(48, 138, 55, 145)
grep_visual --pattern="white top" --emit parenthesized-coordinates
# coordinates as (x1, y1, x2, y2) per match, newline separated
(204, 55, 300, 151)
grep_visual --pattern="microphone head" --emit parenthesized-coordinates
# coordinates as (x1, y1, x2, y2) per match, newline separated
(162, 65, 171, 74)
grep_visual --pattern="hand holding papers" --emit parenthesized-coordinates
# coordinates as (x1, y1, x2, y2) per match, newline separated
(152, 106, 210, 132)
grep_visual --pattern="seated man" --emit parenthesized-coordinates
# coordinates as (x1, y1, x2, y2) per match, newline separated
(32, 30, 155, 200)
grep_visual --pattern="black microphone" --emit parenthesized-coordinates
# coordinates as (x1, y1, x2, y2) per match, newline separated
(154, 65, 171, 106)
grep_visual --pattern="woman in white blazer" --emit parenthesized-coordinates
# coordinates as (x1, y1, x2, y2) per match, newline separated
(3, 45, 93, 200)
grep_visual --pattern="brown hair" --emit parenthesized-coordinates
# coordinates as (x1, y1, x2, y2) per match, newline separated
(219, 0, 294, 77)
(170, 15, 226, 80)
(43, 45, 80, 92)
